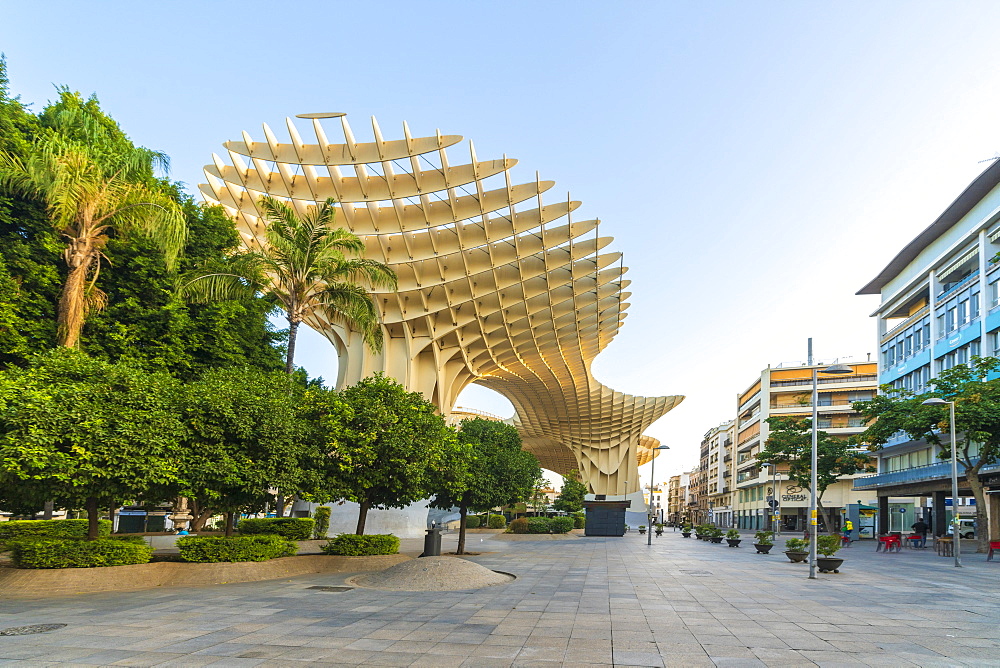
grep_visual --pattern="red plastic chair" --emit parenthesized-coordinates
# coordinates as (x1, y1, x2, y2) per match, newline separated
(988, 540, 1000, 562)
(877, 536, 901, 553)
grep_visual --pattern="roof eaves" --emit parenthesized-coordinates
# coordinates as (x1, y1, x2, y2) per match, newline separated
(856, 159, 1000, 296)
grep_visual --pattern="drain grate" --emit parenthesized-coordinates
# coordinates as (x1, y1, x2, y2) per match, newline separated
(0, 624, 67, 636)
(307, 586, 353, 592)
(677, 570, 713, 577)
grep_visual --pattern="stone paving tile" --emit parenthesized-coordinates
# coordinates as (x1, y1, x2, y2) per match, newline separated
(4, 532, 1000, 667)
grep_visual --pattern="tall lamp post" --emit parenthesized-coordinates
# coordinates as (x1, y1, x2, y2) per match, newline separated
(921, 397, 962, 568)
(648, 445, 670, 546)
(809, 361, 855, 579)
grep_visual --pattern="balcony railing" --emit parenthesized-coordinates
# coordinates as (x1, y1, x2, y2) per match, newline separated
(770, 399, 861, 409)
(770, 375, 877, 387)
(853, 459, 1000, 490)
(936, 270, 978, 302)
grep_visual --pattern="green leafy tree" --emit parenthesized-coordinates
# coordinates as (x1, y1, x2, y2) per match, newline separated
(0, 349, 187, 538)
(180, 367, 314, 537)
(316, 373, 469, 534)
(182, 196, 396, 374)
(853, 357, 1000, 550)
(0, 89, 186, 348)
(430, 418, 541, 554)
(553, 470, 588, 513)
(757, 416, 874, 534)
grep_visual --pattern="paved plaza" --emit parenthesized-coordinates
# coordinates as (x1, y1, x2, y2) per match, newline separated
(2, 530, 999, 667)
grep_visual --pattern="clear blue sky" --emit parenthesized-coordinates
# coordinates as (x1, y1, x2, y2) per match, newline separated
(6, 1, 1000, 486)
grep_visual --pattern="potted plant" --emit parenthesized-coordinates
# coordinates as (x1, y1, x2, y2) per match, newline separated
(638, 525, 647, 535)
(816, 534, 845, 573)
(708, 526, 724, 543)
(753, 530, 774, 554)
(725, 529, 741, 547)
(681, 524, 692, 538)
(784, 538, 809, 563)
(654, 523, 664, 537)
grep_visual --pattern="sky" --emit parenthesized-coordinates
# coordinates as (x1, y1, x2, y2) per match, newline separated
(6, 1, 1000, 489)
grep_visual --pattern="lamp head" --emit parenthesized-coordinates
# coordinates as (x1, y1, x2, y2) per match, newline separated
(820, 363, 854, 375)
(921, 397, 950, 406)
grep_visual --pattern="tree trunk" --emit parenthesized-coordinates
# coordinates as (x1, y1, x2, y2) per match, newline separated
(456, 503, 468, 555)
(965, 466, 990, 553)
(356, 500, 370, 535)
(816, 497, 836, 536)
(285, 318, 300, 374)
(85, 496, 100, 540)
(42, 500, 54, 520)
(57, 249, 93, 348)
(224, 511, 235, 538)
(189, 499, 213, 532)
(276, 493, 285, 517)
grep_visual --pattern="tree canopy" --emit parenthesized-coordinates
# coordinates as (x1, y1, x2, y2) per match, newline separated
(0, 349, 187, 538)
(431, 418, 541, 553)
(853, 357, 1000, 550)
(757, 415, 874, 532)
(316, 373, 470, 534)
(553, 470, 588, 513)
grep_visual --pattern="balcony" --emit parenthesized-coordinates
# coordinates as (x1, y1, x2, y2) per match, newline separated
(853, 460, 1000, 490)
(723, 454, 732, 462)
(769, 374, 877, 388)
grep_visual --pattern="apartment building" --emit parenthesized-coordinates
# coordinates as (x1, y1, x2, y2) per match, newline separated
(856, 160, 1000, 538)
(667, 475, 682, 524)
(733, 361, 879, 533)
(700, 421, 737, 528)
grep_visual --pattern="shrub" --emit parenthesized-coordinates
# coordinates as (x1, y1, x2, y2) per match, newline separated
(526, 517, 551, 533)
(509, 517, 529, 534)
(549, 517, 574, 533)
(464, 515, 481, 528)
(11, 538, 153, 569)
(312, 507, 331, 539)
(574, 515, 585, 529)
(785, 538, 809, 552)
(816, 534, 842, 557)
(237, 518, 315, 540)
(725, 529, 740, 540)
(320, 533, 399, 556)
(754, 530, 774, 545)
(0, 519, 111, 540)
(487, 514, 506, 529)
(176, 535, 297, 563)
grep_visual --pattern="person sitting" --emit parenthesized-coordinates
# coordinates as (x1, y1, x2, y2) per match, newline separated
(911, 518, 929, 548)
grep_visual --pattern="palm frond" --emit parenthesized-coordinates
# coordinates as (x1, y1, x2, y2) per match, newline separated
(317, 283, 385, 352)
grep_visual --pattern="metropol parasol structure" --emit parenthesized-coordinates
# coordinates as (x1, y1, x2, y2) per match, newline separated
(200, 112, 682, 498)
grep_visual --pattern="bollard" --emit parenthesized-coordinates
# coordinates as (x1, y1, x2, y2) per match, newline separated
(421, 526, 442, 557)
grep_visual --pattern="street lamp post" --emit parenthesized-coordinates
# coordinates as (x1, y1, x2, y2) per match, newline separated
(648, 445, 670, 546)
(809, 360, 854, 580)
(922, 397, 962, 568)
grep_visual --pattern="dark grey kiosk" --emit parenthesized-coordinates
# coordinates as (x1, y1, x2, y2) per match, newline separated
(583, 500, 631, 536)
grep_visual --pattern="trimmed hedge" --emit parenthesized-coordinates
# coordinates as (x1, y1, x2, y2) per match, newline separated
(321, 534, 400, 556)
(574, 515, 585, 529)
(237, 517, 315, 540)
(487, 514, 506, 529)
(176, 535, 298, 563)
(312, 507, 331, 539)
(464, 515, 481, 528)
(526, 517, 574, 534)
(509, 517, 529, 533)
(0, 519, 111, 540)
(11, 538, 153, 569)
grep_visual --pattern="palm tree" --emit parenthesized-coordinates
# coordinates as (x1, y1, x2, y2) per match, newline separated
(0, 122, 185, 348)
(182, 196, 397, 373)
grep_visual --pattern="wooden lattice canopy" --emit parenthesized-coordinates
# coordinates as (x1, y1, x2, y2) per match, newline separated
(201, 114, 683, 494)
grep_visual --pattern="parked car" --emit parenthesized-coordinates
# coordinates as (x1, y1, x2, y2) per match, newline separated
(947, 518, 976, 539)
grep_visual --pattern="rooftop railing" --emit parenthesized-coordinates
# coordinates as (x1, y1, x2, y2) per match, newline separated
(853, 459, 1000, 490)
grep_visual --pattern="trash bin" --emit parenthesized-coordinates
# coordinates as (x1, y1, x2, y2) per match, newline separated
(421, 526, 442, 557)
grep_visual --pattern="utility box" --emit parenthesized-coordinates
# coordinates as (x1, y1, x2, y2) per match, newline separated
(583, 500, 631, 536)
(421, 526, 442, 557)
